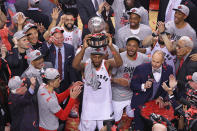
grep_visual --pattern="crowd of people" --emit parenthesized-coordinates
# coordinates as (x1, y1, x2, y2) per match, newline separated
(0, 0, 197, 131)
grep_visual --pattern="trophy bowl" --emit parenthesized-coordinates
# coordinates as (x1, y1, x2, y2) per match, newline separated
(87, 17, 108, 48)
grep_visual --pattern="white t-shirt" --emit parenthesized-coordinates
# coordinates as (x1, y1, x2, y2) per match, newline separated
(63, 27, 82, 52)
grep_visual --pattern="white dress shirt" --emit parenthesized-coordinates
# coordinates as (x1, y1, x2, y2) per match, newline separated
(141, 66, 162, 92)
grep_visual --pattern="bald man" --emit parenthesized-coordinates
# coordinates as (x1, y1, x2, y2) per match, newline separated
(152, 123, 167, 131)
(130, 51, 173, 130)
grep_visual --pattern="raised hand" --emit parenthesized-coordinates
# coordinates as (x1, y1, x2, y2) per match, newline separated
(98, 2, 106, 14)
(106, 33, 112, 47)
(17, 13, 26, 25)
(12, 37, 18, 48)
(144, 80, 153, 89)
(104, 2, 111, 12)
(157, 21, 165, 34)
(30, 77, 36, 89)
(70, 82, 82, 99)
(1, 44, 7, 59)
(51, 8, 60, 21)
(36, 23, 46, 33)
(83, 34, 92, 49)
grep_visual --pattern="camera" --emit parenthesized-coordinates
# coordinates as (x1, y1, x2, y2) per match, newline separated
(149, 113, 177, 131)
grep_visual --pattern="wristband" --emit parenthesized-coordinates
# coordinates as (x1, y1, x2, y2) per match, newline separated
(160, 31, 166, 35)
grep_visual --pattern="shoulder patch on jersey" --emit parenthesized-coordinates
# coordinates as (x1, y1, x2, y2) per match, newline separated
(46, 96, 52, 102)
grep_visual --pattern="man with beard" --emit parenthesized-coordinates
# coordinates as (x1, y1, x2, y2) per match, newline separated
(23, 23, 43, 50)
(72, 34, 123, 131)
(58, 12, 82, 52)
(111, 36, 150, 125)
(143, 22, 176, 74)
(165, 4, 197, 47)
(116, 7, 152, 52)
(5, 31, 30, 76)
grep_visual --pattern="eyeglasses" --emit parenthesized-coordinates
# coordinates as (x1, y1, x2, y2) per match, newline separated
(176, 44, 185, 49)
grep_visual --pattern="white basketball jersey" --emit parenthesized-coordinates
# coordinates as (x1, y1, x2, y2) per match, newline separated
(81, 60, 114, 120)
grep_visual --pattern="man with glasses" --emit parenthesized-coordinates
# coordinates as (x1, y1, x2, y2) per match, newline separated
(41, 26, 78, 92)
(174, 36, 197, 99)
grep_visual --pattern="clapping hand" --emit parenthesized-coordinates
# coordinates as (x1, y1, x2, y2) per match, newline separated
(70, 81, 83, 99)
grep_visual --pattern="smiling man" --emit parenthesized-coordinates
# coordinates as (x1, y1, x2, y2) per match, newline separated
(111, 36, 150, 125)
(60, 12, 82, 53)
(116, 7, 152, 52)
(130, 50, 173, 130)
(165, 4, 197, 47)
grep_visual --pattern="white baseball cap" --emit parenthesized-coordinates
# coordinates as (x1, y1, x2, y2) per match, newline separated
(44, 68, 60, 80)
(12, 12, 25, 24)
(50, 26, 64, 36)
(23, 23, 37, 33)
(173, 4, 190, 16)
(28, 50, 43, 62)
(8, 76, 23, 91)
(13, 31, 27, 40)
(127, 8, 142, 17)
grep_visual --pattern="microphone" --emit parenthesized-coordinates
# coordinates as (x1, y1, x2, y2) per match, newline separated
(148, 73, 154, 82)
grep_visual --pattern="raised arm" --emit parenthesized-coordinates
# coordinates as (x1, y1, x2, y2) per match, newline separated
(106, 34, 123, 68)
(158, 21, 175, 53)
(43, 8, 60, 41)
(72, 35, 90, 71)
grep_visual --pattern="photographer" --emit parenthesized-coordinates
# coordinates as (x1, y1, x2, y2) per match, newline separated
(162, 74, 197, 131)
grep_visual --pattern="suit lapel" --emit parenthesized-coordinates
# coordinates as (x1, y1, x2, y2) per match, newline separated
(50, 44, 56, 67)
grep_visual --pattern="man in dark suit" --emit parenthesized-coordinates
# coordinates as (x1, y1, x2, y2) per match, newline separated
(76, 0, 114, 39)
(175, 36, 197, 99)
(130, 50, 173, 130)
(158, 0, 197, 35)
(41, 26, 77, 92)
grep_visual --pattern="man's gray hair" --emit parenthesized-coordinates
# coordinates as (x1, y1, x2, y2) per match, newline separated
(179, 36, 194, 49)
(153, 50, 165, 59)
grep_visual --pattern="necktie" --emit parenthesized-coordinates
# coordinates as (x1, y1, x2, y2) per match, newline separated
(58, 48, 62, 80)
(94, 0, 99, 11)
(176, 58, 184, 75)
(165, 0, 175, 22)
(153, 69, 161, 73)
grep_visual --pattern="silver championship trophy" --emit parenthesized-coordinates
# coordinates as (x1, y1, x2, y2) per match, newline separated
(88, 17, 108, 48)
